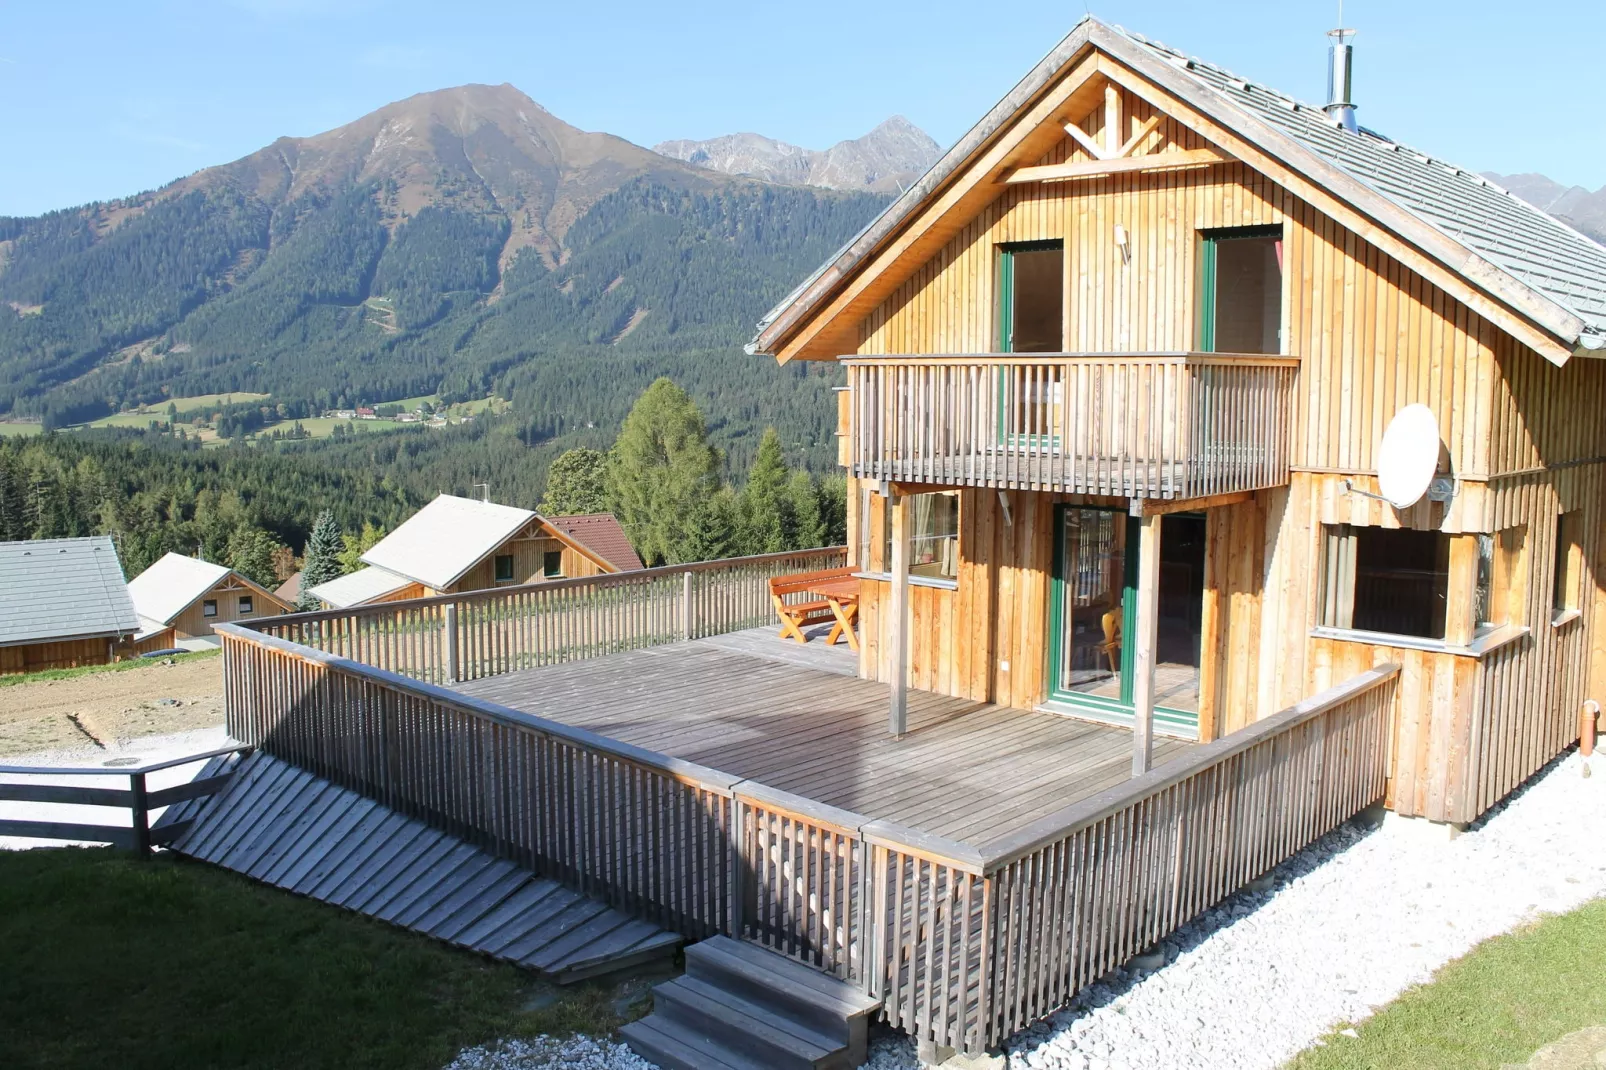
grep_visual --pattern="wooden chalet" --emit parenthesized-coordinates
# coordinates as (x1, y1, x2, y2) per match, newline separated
(0, 537, 140, 674)
(209, 19, 1606, 1063)
(128, 553, 292, 640)
(308, 495, 643, 610)
(751, 17, 1606, 829)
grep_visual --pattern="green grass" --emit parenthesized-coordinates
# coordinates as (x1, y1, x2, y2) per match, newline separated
(0, 649, 220, 688)
(0, 849, 632, 1070)
(1287, 898, 1606, 1070)
(0, 421, 43, 437)
(86, 393, 273, 429)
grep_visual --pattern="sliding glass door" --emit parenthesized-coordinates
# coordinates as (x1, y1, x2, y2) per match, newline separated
(1048, 505, 1205, 736)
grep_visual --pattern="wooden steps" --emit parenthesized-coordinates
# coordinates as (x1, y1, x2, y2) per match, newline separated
(159, 751, 681, 983)
(621, 936, 880, 1070)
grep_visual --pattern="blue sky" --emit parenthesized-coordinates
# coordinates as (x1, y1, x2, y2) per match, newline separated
(1, 0, 1601, 216)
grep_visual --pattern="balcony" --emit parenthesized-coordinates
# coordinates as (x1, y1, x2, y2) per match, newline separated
(841, 352, 1299, 500)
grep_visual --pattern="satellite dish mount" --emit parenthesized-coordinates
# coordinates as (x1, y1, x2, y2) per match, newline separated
(1343, 404, 1451, 509)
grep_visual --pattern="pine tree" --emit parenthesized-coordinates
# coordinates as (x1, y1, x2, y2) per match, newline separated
(739, 427, 791, 554)
(682, 487, 742, 563)
(226, 526, 283, 589)
(338, 521, 386, 574)
(540, 448, 610, 515)
(297, 510, 343, 610)
(786, 471, 825, 549)
(606, 379, 721, 565)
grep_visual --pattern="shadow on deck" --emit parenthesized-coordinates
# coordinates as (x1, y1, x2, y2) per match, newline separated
(454, 626, 1189, 847)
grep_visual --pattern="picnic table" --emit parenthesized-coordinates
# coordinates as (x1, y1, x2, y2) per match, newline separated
(769, 568, 861, 652)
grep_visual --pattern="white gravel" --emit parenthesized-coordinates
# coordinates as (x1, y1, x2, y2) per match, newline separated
(448, 748, 1606, 1070)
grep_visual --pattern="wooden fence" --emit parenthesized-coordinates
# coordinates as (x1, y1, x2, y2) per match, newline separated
(0, 745, 250, 854)
(218, 618, 1395, 1055)
(842, 353, 1298, 499)
(240, 547, 847, 685)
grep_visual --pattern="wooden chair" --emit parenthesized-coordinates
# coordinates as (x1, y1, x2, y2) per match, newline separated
(1099, 605, 1123, 675)
(770, 567, 856, 644)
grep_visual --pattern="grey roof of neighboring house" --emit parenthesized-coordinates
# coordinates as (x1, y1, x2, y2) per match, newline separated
(127, 552, 233, 626)
(749, 17, 1606, 357)
(308, 566, 416, 609)
(0, 536, 140, 647)
(361, 494, 537, 591)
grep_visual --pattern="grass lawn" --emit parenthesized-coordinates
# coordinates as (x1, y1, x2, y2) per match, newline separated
(0, 649, 219, 689)
(0, 421, 43, 437)
(0, 849, 631, 1070)
(1287, 897, 1606, 1069)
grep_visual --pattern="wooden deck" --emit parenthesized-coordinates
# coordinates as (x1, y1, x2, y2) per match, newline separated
(454, 627, 1190, 846)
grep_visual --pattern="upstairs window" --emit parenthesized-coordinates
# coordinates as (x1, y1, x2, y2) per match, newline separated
(493, 554, 515, 583)
(202, 599, 218, 618)
(1199, 226, 1283, 354)
(238, 595, 254, 616)
(1476, 526, 1527, 632)
(543, 550, 564, 579)
(998, 241, 1064, 353)
(883, 491, 960, 583)
(1320, 525, 1449, 640)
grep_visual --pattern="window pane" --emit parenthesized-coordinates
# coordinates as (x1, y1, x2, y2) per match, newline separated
(1351, 527, 1450, 639)
(883, 492, 959, 581)
(1007, 246, 1063, 353)
(1155, 515, 1205, 714)
(1554, 511, 1582, 613)
(203, 600, 217, 618)
(494, 554, 514, 582)
(1057, 508, 1126, 700)
(1212, 235, 1282, 354)
(239, 596, 253, 615)
(543, 550, 563, 578)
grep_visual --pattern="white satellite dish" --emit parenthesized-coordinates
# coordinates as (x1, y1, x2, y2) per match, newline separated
(1376, 404, 1441, 509)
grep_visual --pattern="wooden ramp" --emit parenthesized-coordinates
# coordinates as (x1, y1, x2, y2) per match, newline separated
(161, 752, 681, 983)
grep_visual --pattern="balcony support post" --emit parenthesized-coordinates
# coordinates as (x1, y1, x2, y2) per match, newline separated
(889, 488, 910, 738)
(1131, 510, 1161, 776)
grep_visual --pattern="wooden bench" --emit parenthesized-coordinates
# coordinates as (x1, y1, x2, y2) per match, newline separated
(770, 567, 858, 646)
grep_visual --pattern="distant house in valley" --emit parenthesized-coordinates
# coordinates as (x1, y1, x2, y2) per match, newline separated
(128, 553, 293, 642)
(0, 536, 141, 674)
(307, 494, 644, 609)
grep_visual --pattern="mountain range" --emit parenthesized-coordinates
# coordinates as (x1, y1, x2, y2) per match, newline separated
(655, 117, 941, 194)
(1483, 173, 1606, 246)
(0, 84, 936, 464)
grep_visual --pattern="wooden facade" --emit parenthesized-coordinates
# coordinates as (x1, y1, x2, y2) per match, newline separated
(784, 36, 1606, 825)
(0, 636, 116, 675)
(433, 522, 611, 597)
(170, 576, 292, 639)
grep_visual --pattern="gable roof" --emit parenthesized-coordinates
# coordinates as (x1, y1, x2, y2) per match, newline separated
(128, 552, 290, 625)
(0, 537, 140, 647)
(308, 566, 416, 609)
(749, 17, 1606, 366)
(360, 494, 537, 590)
(542, 513, 645, 573)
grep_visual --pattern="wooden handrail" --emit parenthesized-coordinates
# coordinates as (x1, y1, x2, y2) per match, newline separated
(236, 546, 850, 630)
(840, 351, 1301, 368)
(978, 663, 1402, 868)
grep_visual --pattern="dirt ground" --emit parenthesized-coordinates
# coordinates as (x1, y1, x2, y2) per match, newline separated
(0, 657, 225, 758)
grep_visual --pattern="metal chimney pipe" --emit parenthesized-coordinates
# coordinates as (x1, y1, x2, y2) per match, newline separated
(1325, 28, 1358, 132)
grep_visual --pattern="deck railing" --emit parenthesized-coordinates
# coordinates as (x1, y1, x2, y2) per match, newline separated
(218, 616, 1395, 1056)
(842, 353, 1299, 499)
(239, 547, 847, 685)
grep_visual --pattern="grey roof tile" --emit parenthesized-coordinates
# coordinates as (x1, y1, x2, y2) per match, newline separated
(0, 536, 140, 646)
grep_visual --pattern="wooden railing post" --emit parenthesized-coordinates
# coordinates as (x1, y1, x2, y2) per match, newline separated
(889, 489, 910, 738)
(729, 797, 747, 937)
(129, 772, 151, 859)
(1131, 511, 1161, 776)
(681, 570, 694, 641)
(441, 604, 459, 684)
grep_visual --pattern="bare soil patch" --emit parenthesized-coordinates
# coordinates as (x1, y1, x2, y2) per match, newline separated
(0, 658, 224, 757)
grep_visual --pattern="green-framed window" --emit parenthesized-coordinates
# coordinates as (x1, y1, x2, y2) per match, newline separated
(996, 241, 1064, 445)
(1197, 225, 1283, 354)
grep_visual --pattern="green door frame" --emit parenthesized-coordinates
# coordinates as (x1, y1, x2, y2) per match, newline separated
(996, 240, 1064, 446)
(1047, 503, 1201, 735)
(1196, 224, 1283, 352)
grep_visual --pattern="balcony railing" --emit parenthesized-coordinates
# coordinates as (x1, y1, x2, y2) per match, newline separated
(842, 353, 1299, 499)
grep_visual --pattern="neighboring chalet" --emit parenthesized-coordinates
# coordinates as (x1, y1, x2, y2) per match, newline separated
(0, 537, 140, 674)
(747, 17, 1606, 827)
(128, 553, 292, 641)
(308, 494, 643, 609)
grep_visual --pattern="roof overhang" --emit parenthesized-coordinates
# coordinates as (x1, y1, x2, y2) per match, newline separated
(750, 18, 1588, 368)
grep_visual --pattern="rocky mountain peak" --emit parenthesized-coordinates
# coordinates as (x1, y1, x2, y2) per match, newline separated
(654, 118, 941, 194)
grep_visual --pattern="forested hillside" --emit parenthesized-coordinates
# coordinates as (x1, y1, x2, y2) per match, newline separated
(0, 84, 890, 467)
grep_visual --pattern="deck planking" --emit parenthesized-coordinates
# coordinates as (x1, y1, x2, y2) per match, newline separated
(162, 752, 680, 983)
(454, 628, 1190, 846)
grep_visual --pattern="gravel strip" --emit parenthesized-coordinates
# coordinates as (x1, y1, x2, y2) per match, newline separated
(444, 748, 1606, 1070)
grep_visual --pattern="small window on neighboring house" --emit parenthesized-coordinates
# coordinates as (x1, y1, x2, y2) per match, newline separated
(543, 550, 564, 579)
(884, 492, 960, 582)
(494, 554, 515, 583)
(238, 596, 254, 616)
(1554, 511, 1583, 619)
(202, 599, 218, 618)
(1320, 525, 1450, 639)
(1199, 226, 1283, 354)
